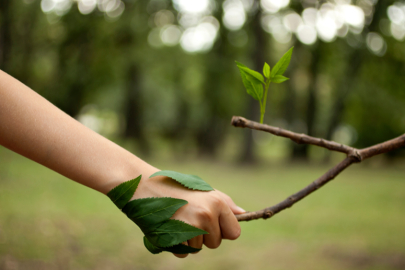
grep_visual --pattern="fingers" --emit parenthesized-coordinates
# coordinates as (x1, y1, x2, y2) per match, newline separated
(217, 190, 246, 215)
(172, 190, 243, 257)
(203, 219, 222, 249)
(188, 235, 203, 254)
(173, 235, 203, 258)
(219, 203, 241, 240)
(173, 242, 189, 258)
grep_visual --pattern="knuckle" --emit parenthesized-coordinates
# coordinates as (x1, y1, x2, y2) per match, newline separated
(222, 193, 232, 201)
(210, 193, 225, 207)
(196, 207, 213, 222)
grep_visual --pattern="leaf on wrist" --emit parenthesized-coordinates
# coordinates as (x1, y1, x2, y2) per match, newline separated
(122, 197, 187, 232)
(145, 219, 208, 247)
(107, 175, 141, 209)
(150, 170, 214, 191)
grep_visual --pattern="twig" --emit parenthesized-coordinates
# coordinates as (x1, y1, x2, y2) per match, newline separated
(231, 116, 361, 160)
(232, 116, 405, 222)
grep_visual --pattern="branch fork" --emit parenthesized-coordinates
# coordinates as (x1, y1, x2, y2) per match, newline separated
(232, 116, 405, 222)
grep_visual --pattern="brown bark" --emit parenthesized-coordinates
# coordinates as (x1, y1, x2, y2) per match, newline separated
(231, 116, 405, 222)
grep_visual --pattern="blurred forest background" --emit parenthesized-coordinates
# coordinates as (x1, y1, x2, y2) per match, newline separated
(1, 0, 405, 162)
(1, 0, 405, 269)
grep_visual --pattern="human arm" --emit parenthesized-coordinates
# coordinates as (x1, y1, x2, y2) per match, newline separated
(0, 70, 244, 257)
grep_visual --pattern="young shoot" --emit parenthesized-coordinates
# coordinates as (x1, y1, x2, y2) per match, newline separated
(236, 47, 293, 124)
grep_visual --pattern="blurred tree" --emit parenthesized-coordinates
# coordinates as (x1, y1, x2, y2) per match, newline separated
(0, 0, 12, 72)
(1, 0, 404, 162)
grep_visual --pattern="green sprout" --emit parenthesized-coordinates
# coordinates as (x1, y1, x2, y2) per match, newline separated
(236, 47, 294, 124)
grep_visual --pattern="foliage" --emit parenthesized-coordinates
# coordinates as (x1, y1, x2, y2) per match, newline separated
(236, 47, 293, 124)
(107, 171, 212, 254)
(150, 170, 214, 191)
(2, 0, 405, 161)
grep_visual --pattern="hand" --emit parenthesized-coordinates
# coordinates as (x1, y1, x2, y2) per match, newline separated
(133, 172, 245, 258)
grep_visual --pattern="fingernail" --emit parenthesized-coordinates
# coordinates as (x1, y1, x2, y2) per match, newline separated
(236, 206, 246, 213)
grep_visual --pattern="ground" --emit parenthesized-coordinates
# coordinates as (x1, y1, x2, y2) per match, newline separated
(0, 147, 404, 270)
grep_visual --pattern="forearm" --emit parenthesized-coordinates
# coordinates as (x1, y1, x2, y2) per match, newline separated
(0, 70, 156, 194)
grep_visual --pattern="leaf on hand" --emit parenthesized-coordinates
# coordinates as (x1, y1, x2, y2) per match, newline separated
(150, 170, 213, 191)
(123, 197, 187, 232)
(145, 219, 208, 247)
(144, 236, 163, 254)
(235, 62, 264, 101)
(107, 175, 141, 209)
(271, 75, 289, 83)
(271, 47, 294, 78)
(143, 237, 201, 255)
(263, 62, 270, 79)
(164, 243, 201, 254)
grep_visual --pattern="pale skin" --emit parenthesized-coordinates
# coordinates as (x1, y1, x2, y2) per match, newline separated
(0, 70, 244, 258)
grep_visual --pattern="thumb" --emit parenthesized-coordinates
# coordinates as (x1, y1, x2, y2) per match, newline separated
(216, 190, 246, 215)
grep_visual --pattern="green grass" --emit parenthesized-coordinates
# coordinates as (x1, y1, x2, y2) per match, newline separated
(1, 147, 405, 270)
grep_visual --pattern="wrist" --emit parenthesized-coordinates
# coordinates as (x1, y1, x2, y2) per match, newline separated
(98, 154, 159, 195)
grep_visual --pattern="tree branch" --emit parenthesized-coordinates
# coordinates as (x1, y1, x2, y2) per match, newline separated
(231, 116, 360, 159)
(232, 116, 405, 222)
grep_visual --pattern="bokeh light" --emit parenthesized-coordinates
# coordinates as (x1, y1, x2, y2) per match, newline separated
(41, 0, 125, 17)
(387, 2, 405, 41)
(77, 0, 97, 15)
(160, 25, 183, 46)
(297, 25, 317, 45)
(172, 0, 211, 14)
(261, 0, 290, 14)
(180, 17, 219, 53)
(41, 0, 72, 16)
(223, 0, 246, 31)
(366, 32, 387, 56)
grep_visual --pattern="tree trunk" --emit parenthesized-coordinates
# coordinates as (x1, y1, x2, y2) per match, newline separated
(124, 63, 149, 156)
(292, 49, 320, 160)
(0, 0, 12, 72)
(239, 2, 265, 164)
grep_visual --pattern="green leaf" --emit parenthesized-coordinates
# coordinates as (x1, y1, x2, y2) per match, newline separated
(240, 70, 261, 101)
(107, 175, 141, 209)
(150, 170, 213, 191)
(164, 243, 201, 254)
(239, 66, 265, 84)
(236, 61, 265, 84)
(145, 219, 208, 247)
(123, 197, 187, 232)
(236, 64, 264, 101)
(143, 237, 201, 255)
(144, 236, 163, 254)
(271, 47, 294, 78)
(271, 75, 289, 83)
(235, 61, 248, 68)
(244, 71, 264, 101)
(263, 62, 270, 78)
